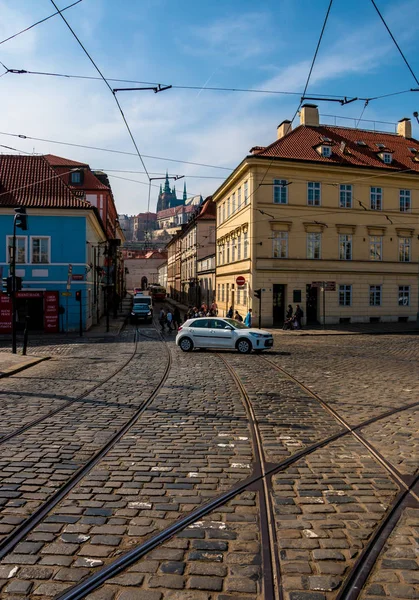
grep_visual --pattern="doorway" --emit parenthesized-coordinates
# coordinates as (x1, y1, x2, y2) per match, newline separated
(273, 284, 286, 325)
(16, 297, 44, 331)
(306, 284, 318, 324)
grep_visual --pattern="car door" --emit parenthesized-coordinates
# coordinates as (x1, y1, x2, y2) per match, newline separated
(188, 319, 211, 348)
(208, 319, 235, 348)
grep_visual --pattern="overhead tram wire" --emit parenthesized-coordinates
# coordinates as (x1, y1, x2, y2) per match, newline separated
(49, 0, 150, 181)
(370, 0, 419, 87)
(0, 0, 83, 46)
(0, 130, 233, 171)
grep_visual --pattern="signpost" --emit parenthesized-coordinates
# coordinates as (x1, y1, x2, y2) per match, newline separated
(311, 281, 336, 328)
(236, 276, 245, 288)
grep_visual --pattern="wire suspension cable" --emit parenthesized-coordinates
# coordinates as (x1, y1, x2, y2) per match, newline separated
(370, 0, 419, 87)
(49, 0, 150, 180)
(0, 1, 83, 46)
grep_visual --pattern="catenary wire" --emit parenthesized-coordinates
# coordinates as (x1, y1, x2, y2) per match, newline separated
(370, 0, 419, 87)
(0, 0, 83, 46)
(49, 0, 150, 180)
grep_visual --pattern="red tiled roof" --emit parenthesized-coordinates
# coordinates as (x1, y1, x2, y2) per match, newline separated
(252, 125, 419, 173)
(44, 154, 87, 167)
(197, 197, 216, 220)
(0, 155, 91, 208)
(157, 205, 195, 218)
(44, 154, 110, 191)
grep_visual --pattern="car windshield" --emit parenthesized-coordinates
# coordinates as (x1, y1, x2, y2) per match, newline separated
(224, 318, 249, 329)
(134, 297, 151, 305)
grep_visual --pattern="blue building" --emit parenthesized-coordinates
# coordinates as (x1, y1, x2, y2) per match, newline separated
(0, 155, 119, 333)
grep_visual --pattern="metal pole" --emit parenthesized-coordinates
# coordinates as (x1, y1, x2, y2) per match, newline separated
(258, 293, 262, 329)
(11, 217, 17, 354)
(79, 290, 83, 337)
(106, 243, 110, 332)
(66, 295, 69, 334)
(323, 281, 326, 330)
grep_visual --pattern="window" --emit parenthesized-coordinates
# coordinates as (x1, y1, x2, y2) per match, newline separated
(339, 285, 352, 306)
(217, 284, 221, 301)
(321, 146, 332, 157)
(232, 240, 236, 262)
(226, 239, 230, 263)
(237, 287, 241, 305)
(382, 152, 392, 164)
(369, 236, 382, 261)
(222, 202, 226, 222)
(307, 182, 321, 206)
(400, 189, 411, 212)
(370, 187, 382, 210)
(7, 236, 26, 263)
(232, 192, 236, 213)
(273, 231, 288, 258)
(399, 237, 411, 262)
(237, 233, 241, 260)
(369, 285, 382, 306)
(217, 205, 221, 224)
(243, 283, 247, 305)
(226, 283, 230, 304)
(273, 179, 288, 204)
(221, 284, 225, 302)
(31, 237, 50, 264)
(244, 231, 248, 258)
(222, 244, 225, 264)
(307, 232, 321, 259)
(244, 181, 249, 205)
(191, 319, 210, 328)
(339, 184, 352, 208)
(70, 171, 82, 184)
(238, 187, 242, 209)
(218, 245, 222, 265)
(227, 197, 231, 218)
(339, 234, 352, 260)
(398, 286, 410, 306)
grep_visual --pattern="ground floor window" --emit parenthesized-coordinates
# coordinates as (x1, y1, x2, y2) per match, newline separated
(398, 286, 410, 306)
(339, 285, 352, 306)
(369, 285, 382, 306)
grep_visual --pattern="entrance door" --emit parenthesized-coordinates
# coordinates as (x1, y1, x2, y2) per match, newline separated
(273, 284, 286, 326)
(16, 297, 44, 330)
(306, 284, 318, 324)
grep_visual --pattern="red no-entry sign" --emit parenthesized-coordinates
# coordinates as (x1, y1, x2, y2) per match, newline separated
(236, 276, 246, 288)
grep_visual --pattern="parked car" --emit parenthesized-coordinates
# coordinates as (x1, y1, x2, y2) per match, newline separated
(130, 293, 153, 324)
(176, 317, 273, 353)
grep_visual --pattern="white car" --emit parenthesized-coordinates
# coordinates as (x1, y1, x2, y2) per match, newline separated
(176, 317, 274, 353)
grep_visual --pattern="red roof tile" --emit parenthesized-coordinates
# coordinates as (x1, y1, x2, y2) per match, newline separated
(252, 125, 419, 173)
(44, 154, 87, 167)
(197, 197, 216, 220)
(0, 155, 91, 208)
(44, 154, 110, 191)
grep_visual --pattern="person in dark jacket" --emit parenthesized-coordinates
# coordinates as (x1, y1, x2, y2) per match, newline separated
(173, 307, 181, 329)
(226, 306, 233, 318)
(294, 305, 304, 330)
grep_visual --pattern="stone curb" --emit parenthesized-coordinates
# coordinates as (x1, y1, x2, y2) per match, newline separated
(0, 356, 50, 378)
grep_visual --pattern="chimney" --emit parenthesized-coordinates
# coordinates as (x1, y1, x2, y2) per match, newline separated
(397, 117, 412, 139)
(300, 104, 319, 127)
(277, 120, 292, 139)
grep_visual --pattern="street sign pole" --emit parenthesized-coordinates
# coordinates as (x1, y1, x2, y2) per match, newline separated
(11, 216, 17, 354)
(323, 281, 326, 330)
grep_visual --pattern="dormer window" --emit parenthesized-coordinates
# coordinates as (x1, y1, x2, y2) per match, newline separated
(382, 152, 393, 164)
(70, 170, 83, 184)
(321, 146, 332, 158)
(356, 141, 367, 146)
(376, 143, 385, 149)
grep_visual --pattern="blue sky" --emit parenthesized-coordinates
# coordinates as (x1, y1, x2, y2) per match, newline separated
(0, 0, 419, 214)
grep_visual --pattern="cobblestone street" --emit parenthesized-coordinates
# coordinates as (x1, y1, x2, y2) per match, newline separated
(0, 325, 417, 599)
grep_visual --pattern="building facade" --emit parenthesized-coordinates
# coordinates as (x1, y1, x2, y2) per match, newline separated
(214, 106, 419, 326)
(197, 253, 216, 307)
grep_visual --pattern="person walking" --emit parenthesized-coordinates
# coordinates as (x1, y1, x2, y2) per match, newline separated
(166, 309, 173, 332)
(244, 308, 252, 328)
(294, 304, 304, 330)
(234, 310, 243, 322)
(226, 306, 233, 318)
(159, 308, 166, 332)
(286, 304, 293, 320)
(173, 306, 181, 329)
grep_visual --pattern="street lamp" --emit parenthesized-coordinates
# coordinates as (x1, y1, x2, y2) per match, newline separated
(11, 207, 28, 354)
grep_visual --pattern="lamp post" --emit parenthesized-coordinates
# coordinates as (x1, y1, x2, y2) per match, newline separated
(11, 207, 28, 354)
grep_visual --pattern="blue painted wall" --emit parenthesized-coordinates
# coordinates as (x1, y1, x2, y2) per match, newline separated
(0, 214, 95, 332)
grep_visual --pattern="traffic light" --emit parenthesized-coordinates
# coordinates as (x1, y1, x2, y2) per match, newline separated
(14, 207, 28, 231)
(75, 291, 81, 302)
(254, 288, 262, 299)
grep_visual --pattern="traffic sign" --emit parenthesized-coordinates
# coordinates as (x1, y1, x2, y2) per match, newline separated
(61, 291, 72, 297)
(236, 276, 246, 288)
(324, 281, 336, 291)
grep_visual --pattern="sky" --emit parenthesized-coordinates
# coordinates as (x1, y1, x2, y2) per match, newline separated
(0, 0, 419, 215)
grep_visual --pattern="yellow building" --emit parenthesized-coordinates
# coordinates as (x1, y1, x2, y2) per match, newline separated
(214, 105, 419, 326)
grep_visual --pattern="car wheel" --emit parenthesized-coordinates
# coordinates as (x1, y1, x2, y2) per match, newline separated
(237, 338, 251, 354)
(179, 337, 194, 352)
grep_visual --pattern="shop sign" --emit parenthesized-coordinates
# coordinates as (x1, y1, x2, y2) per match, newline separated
(0, 295, 12, 333)
(44, 291, 59, 333)
(72, 274, 84, 281)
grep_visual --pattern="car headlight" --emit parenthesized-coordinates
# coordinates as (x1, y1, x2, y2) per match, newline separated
(249, 332, 262, 337)
(131, 311, 135, 316)
(147, 311, 152, 316)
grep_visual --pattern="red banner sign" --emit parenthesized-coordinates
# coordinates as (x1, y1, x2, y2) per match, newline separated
(44, 291, 59, 333)
(72, 274, 84, 281)
(0, 295, 12, 333)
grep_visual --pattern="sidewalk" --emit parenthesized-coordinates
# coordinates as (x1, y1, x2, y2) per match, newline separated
(0, 353, 49, 378)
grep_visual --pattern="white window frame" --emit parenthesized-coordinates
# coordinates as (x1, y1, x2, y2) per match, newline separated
(339, 184, 352, 208)
(399, 237, 411, 262)
(221, 284, 225, 302)
(321, 146, 332, 157)
(398, 286, 410, 306)
(227, 197, 231, 218)
(244, 231, 248, 258)
(30, 236, 51, 264)
(370, 187, 382, 210)
(369, 285, 382, 306)
(6, 235, 27, 264)
(273, 231, 288, 258)
(307, 232, 321, 259)
(243, 283, 247, 306)
(222, 202, 225, 222)
(369, 236, 382, 261)
(399, 189, 411, 212)
(237, 233, 242, 260)
(382, 152, 392, 164)
(226, 239, 230, 263)
(273, 179, 288, 204)
(307, 182, 321, 206)
(339, 234, 352, 260)
(237, 287, 241, 305)
(244, 181, 249, 205)
(217, 283, 221, 302)
(339, 284, 352, 307)
(238, 187, 242, 209)
(218, 245, 222, 266)
(232, 192, 236, 214)
(232, 239, 236, 262)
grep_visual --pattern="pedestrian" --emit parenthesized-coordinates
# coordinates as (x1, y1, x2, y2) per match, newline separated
(210, 301, 218, 316)
(286, 304, 293, 320)
(226, 306, 233, 318)
(244, 308, 252, 327)
(234, 310, 243, 322)
(166, 309, 173, 332)
(283, 304, 294, 330)
(294, 304, 304, 330)
(159, 308, 166, 332)
(173, 306, 181, 329)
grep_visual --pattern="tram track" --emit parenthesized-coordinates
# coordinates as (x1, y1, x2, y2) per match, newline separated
(53, 345, 419, 600)
(0, 324, 172, 562)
